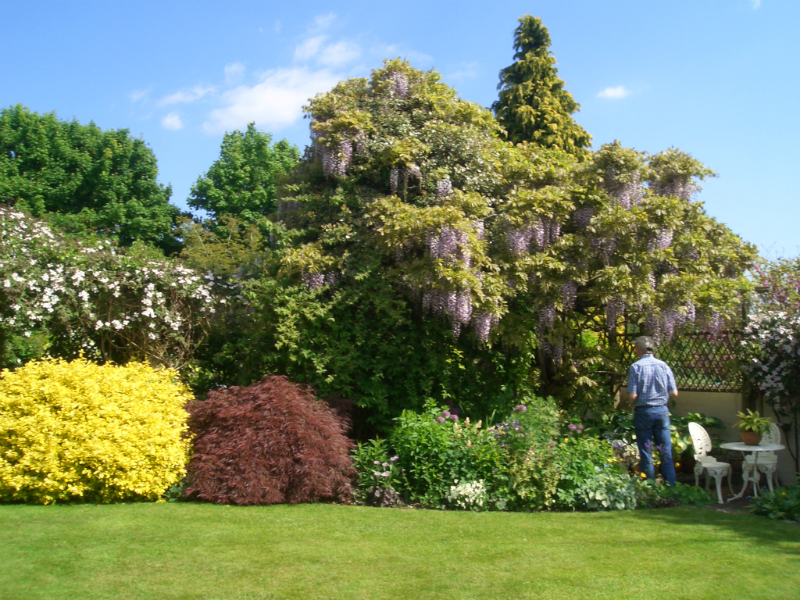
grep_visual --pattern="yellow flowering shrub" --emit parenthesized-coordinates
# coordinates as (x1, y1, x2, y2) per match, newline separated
(0, 357, 193, 504)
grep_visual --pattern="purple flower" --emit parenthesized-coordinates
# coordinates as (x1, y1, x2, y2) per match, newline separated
(373, 471, 381, 477)
(450, 407, 461, 415)
(512, 404, 527, 413)
(382, 472, 390, 477)
(382, 462, 389, 468)
(390, 456, 399, 462)
(374, 460, 381, 465)
(441, 411, 451, 418)
(568, 423, 577, 431)
(450, 414, 459, 422)
(436, 416, 446, 423)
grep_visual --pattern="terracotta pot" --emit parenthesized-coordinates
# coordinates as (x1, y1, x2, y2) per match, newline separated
(740, 431, 762, 446)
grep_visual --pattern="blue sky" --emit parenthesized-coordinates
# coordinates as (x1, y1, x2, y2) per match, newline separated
(2, 1, 798, 256)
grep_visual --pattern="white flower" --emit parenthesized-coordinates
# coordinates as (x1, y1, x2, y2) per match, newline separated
(95, 320, 104, 330)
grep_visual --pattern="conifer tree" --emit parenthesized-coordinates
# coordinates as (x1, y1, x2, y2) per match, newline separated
(492, 16, 591, 156)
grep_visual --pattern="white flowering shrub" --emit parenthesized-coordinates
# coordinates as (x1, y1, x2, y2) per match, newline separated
(0, 207, 220, 368)
(446, 479, 487, 511)
(741, 259, 800, 473)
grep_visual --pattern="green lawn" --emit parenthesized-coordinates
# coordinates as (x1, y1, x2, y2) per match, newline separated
(1, 503, 798, 600)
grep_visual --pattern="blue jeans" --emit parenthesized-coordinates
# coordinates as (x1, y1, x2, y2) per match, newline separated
(634, 406, 676, 487)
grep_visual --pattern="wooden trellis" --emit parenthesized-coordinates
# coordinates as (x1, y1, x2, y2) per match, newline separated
(656, 330, 743, 392)
(615, 328, 743, 393)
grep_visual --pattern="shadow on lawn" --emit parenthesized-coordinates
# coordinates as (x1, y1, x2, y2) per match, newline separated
(627, 506, 800, 559)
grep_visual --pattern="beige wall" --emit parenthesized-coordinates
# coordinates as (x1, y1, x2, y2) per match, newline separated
(671, 391, 796, 486)
(671, 391, 744, 443)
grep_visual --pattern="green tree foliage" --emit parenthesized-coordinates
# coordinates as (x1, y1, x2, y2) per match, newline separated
(188, 123, 300, 221)
(0, 104, 177, 247)
(492, 15, 591, 155)
(186, 59, 755, 428)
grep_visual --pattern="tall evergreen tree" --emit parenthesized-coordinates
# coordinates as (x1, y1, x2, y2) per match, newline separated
(492, 16, 591, 156)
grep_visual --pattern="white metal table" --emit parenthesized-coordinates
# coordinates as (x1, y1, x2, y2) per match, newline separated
(719, 442, 784, 501)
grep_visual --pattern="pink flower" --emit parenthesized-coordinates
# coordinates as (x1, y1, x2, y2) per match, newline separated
(568, 423, 577, 431)
(436, 416, 446, 423)
(442, 411, 451, 418)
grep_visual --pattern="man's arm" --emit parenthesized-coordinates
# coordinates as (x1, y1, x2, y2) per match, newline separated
(627, 364, 638, 402)
(668, 366, 678, 398)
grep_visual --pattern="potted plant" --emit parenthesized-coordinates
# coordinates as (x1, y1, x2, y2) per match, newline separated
(733, 410, 772, 446)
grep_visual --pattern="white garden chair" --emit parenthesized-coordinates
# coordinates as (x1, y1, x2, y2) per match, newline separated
(741, 423, 781, 492)
(688, 422, 732, 504)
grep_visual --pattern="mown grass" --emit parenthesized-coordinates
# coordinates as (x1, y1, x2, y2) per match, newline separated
(1, 503, 798, 600)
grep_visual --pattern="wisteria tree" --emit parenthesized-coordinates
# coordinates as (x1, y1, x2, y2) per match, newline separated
(250, 58, 755, 420)
(0, 207, 219, 370)
(742, 258, 800, 473)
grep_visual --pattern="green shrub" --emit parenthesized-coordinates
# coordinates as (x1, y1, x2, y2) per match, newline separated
(570, 468, 638, 511)
(750, 486, 800, 521)
(507, 440, 560, 510)
(634, 481, 715, 508)
(551, 433, 621, 509)
(0, 357, 192, 504)
(351, 438, 401, 507)
(390, 401, 506, 508)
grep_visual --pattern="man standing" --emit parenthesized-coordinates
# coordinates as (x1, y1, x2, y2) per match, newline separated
(627, 336, 678, 486)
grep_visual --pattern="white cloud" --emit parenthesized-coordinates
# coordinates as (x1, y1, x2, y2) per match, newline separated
(311, 13, 337, 33)
(294, 35, 328, 62)
(318, 41, 361, 67)
(161, 113, 184, 130)
(129, 88, 150, 103)
(203, 67, 340, 134)
(445, 62, 479, 83)
(159, 85, 216, 106)
(596, 85, 632, 100)
(752, 0, 762, 9)
(224, 62, 245, 84)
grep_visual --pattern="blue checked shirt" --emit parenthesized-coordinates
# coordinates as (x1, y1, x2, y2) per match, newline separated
(627, 354, 677, 408)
